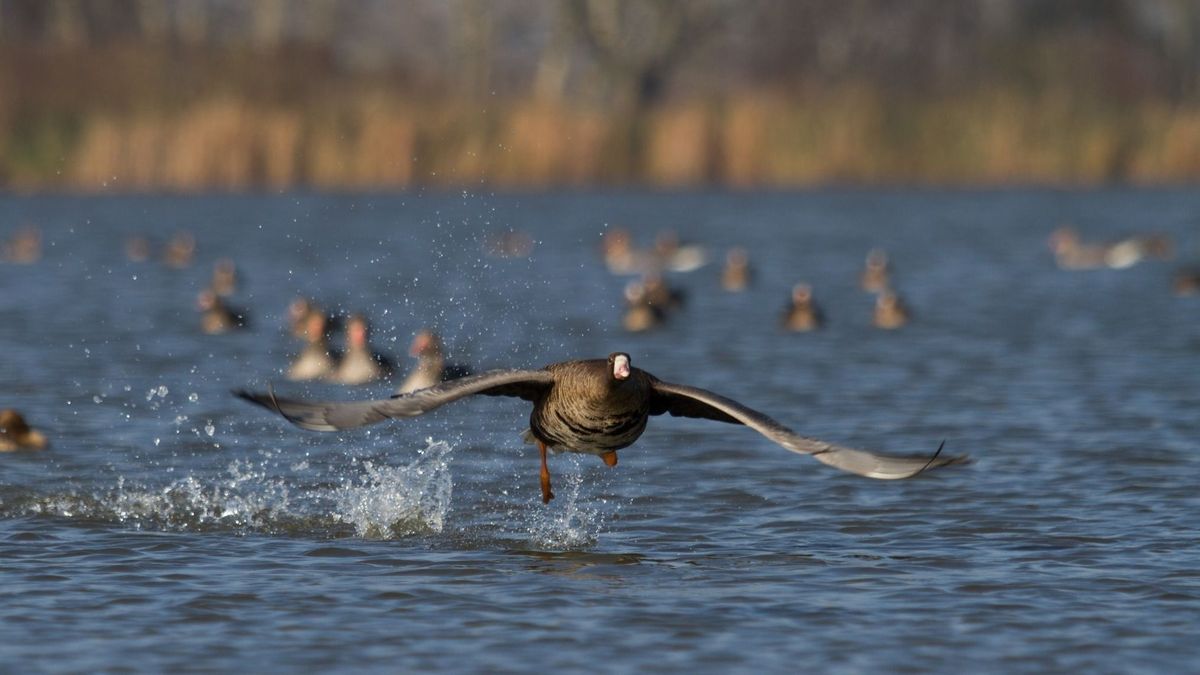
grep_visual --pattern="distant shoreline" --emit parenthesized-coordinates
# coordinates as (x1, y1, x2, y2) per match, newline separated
(5, 90, 1199, 192)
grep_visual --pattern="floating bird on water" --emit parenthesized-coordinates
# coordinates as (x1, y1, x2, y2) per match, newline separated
(3, 227, 42, 264)
(197, 289, 248, 334)
(622, 280, 667, 332)
(0, 410, 47, 451)
(210, 257, 239, 297)
(600, 229, 707, 275)
(873, 289, 910, 329)
(782, 283, 824, 332)
(861, 248, 891, 292)
(236, 352, 964, 505)
(397, 330, 471, 394)
(1049, 226, 1173, 271)
(331, 314, 393, 385)
(288, 312, 338, 381)
(721, 247, 753, 292)
(164, 232, 195, 268)
(1173, 269, 1200, 296)
(124, 236, 151, 262)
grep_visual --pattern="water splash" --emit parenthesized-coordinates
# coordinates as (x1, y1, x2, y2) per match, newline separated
(332, 439, 454, 539)
(525, 457, 609, 550)
(15, 461, 298, 534)
(7, 440, 457, 540)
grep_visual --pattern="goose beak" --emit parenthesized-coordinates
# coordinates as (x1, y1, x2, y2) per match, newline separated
(613, 354, 631, 380)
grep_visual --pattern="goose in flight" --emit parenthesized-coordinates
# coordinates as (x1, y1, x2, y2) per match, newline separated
(236, 352, 964, 504)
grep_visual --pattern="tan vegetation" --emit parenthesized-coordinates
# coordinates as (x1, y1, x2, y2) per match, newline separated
(3, 1, 1200, 190)
(6, 88, 1196, 192)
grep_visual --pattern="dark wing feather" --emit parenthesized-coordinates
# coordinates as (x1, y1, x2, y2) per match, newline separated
(235, 368, 553, 432)
(649, 380, 966, 479)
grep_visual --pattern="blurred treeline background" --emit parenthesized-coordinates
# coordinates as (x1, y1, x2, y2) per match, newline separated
(3, 0, 1200, 191)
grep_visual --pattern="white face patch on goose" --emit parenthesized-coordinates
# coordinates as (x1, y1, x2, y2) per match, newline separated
(613, 354, 631, 380)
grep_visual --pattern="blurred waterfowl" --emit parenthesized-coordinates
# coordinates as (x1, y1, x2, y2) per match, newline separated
(622, 280, 667, 332)
(288, 312, 338, 381)
(3, 226, 42, 264)
(641, 273, 686, 312)
(331, 314, 393, 385)
(860, 248, 891, 292)
(721, 247, 753, 292)
(1173, 269, 1200, 296)
(237, 352, 965, 505)
(782, 283, 824, 332)
(601, 228, 707, 275)
(600, 228, 646, 274)
(0, 410, 47, 451)
(1049, 227, 1172, 270)
(164, 232, 196, 268)
(288, 297, 319, 338)
(397, 330, 472, 394)
(652, 230, 708, 273)
(873, 290, 910, 329)
(484, 230, 534, 258)
(124, 236, 151, 262)
(197, 289, 248, 334)
(210, 258, 239, 297)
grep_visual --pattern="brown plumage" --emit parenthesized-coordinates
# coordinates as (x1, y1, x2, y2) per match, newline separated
(782, 283, 824, 332)
(197, 290, 248, 334)
(0, 409, 47, 451)
(330, 314, 393, 385)
(236, 353, 965, 505)
(397, 330, 471, 394)
(288, 312, 337, 381)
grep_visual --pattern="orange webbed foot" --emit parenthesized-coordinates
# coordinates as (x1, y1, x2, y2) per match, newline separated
(538, 441, 554, 504)
(601, 451, 618, 467)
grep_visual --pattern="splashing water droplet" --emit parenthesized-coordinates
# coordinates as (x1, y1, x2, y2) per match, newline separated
(333, 439, 455, 539)
(526, 457, 608, 550)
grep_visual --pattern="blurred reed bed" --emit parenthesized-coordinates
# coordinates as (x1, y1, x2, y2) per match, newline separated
(4, 87, 1200, 191)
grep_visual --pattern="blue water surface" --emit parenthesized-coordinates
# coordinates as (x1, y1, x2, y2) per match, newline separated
(1, 188, 1197, 673)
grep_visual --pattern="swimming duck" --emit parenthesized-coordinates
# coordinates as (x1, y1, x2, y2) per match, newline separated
(397, 330, 472, 394)
(164, 232, 195, 268)
(1173, 269, 1200, 296)
(0, 410, 47, 451)
(124, 236, 151, 262)
(210, 258, 239, 297)
(3, 227, 42, 264)
(484, 230, 534, 258)
(331, 314, 393, 385)
(622, 280, 667, 332)
(782, 283, 824, 332)
(237, 353, 965, 505)
(1049, 227, 1171, 271)
(873, 290, 910, 329)
(721, 247, 753, 292)
(288, 312, 338, 381)
(641, 273, 686, 312)
(652, 230, 707, 273)
(197, 289, 247, 334)
(601, 229, 707, 275)
(861, 249, 890, 292)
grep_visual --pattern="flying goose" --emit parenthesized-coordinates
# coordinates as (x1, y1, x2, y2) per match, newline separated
(236, 352, 964, 504)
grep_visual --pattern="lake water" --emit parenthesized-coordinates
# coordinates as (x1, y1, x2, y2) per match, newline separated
(2, 189, 1198, 673)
